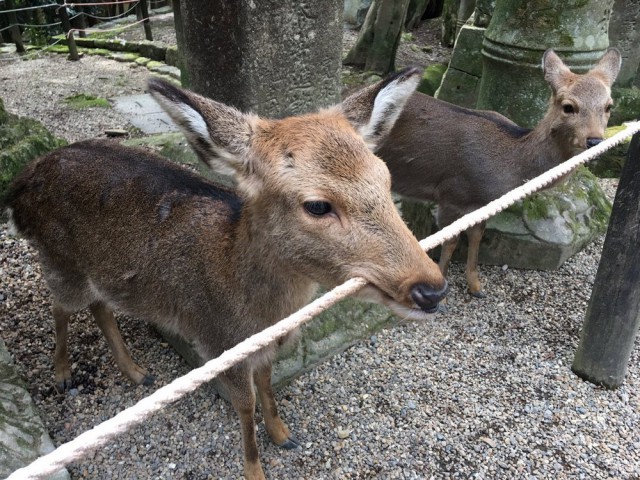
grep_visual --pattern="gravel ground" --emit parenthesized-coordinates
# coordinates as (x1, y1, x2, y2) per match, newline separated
(2, 28, 640, 480)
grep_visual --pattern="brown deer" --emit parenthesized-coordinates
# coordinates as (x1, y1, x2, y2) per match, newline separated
(4, 69, 447, 479)
(376, 48, 621, 298)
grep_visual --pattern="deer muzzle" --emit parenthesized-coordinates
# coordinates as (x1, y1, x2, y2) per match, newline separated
(410, 282, 448, 313)
(586, 137, 603, 148)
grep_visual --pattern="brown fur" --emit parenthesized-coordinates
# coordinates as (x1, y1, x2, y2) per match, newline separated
(376, 48, 621, 297)
(5, 70, 446, 479)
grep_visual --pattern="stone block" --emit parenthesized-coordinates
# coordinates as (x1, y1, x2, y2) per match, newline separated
(164, 46, 180, 68)
(0, 338, 70, 479)
(435, 67, 480, 108)
(401, 167, 611, 270)
(138, 41, 167, 62)
(0, 100, 66, 206)
(448, 25, 485, 77)
(157, 295, 399, 400)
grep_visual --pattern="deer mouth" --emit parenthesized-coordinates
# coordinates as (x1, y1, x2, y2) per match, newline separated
(355, 284, 442, 321)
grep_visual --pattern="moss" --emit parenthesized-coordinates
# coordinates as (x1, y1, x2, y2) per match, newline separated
(417, 63, 447, 97)
(63, 93, 110, 109)
(146, 60, 165, 70)
(522, 195, 549, 220)
(43, 44, 70, 54)
(611, 87, 640, 125)
(587, 125, 632, 178)
(135, 56, 152, 66)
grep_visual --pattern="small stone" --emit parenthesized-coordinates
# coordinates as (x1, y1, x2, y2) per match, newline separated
(337, 429, 350, 439)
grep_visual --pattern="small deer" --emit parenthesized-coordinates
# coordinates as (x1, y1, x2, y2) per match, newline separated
(4, 69, 447, 479)
(376, 48, 621, 298)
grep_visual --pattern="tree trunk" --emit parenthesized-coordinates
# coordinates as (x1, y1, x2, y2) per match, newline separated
(405, 0, 430, 30)
(178, 0, 342, 119)
(343, 0, 411, 75)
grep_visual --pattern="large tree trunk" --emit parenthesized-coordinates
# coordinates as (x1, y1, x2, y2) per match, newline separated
(343, 0, 411, 75)
(177, 0, 342, 119)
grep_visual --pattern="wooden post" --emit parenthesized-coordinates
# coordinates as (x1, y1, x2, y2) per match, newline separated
(57, 0, 79, 61)
(5, 0, 26, 54)
(572, 128, 640, 389)
(137, 0, 153, 41)
(76, 0, 87, 38)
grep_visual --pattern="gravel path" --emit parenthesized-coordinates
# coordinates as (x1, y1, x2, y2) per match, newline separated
(1, 51, 639, 480)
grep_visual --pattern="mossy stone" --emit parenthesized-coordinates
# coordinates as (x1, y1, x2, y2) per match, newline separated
(587, 125, 633, 178)
(417, 63, 447, 97)
(610, 87, 640, 125)
(0, 106, 66, 205)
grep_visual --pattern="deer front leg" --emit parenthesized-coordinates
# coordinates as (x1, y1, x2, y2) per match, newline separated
(465, 222, 487, 298)
(222, 365, 265, 480)
(254, 363, 300, 449)
(52, 303, 73, 392)
(89, 302, 155, 386)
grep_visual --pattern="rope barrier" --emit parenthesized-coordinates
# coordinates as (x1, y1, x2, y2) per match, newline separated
(66, 15, 146, 37)
(5, 120, 640, 480)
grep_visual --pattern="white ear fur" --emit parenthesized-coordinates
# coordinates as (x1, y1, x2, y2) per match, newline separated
(358, 71, 422, 149)
(148, 78, 253, 178)
(341, 68, 422, 150)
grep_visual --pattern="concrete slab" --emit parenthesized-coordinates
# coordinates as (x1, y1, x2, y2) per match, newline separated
(111, 93, 178, 134)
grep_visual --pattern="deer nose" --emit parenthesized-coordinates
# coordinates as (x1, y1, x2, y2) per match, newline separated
(586, 137, 603, 148)
(410, 282, 448, 313)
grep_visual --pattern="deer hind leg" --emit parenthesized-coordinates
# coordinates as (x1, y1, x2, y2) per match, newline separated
(438, 235, 459, 278)
(465, 221, 487, 298)
(254, 362, 300, 449)
(52, 303, 73, 392)
(89, 302, 154, 386)
(221, 365, 265, 480)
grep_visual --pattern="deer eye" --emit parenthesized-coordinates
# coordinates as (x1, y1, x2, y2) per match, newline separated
(605, 104, 613, 113)
(562, 104, 575, 114)
(304, 201, 332, 216)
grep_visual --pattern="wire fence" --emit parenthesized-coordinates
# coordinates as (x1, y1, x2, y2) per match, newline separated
(5, 120, 640, 480)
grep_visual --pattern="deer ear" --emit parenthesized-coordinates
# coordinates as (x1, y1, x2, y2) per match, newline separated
(542, 49, 573, 93)
(341, 67, 422, 150)
(591, 47, 622, 87)
(148, 78, 256, 178)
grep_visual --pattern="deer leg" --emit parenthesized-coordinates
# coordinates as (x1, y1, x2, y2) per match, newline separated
(438, 235, 459, 278)
(89, 302, 154, 386)
(52, 303, 73, 392)
(254, 363, 300, 449)
(465, 222, 487, 298)
(222, 365, 265, 480)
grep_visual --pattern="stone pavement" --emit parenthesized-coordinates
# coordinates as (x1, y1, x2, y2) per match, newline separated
(112, 93, 178, 134)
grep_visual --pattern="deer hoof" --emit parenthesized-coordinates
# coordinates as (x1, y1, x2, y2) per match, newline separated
(468, 289, 487, 299)
(279, 436, 302, 450)
(141, 374, 156, 386)
(55, 378, 73, 393)
(437, 303, 449, 314)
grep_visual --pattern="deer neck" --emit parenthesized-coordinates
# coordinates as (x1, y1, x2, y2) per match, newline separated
(515, 111, 569, 181)
(230, 209, 318, 322)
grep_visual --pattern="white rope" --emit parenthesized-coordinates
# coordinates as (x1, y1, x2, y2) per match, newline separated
(6, 120, 640, 480)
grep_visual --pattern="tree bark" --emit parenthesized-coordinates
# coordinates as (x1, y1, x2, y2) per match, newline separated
(343, 0, 411, 75)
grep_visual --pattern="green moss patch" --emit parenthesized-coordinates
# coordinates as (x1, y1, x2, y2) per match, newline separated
(63, 93, 110, 109)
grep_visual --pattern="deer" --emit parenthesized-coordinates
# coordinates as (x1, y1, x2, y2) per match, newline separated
(4, 68, 447, 480)
(376, 48, 621, 298)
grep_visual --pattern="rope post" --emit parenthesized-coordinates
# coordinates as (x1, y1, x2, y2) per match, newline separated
(57, 0, 79, 60)
(4, 0, 26, 53)
(76, 0, 87, 38)
(572, 126, 640, 389)
(136, 0, 152, 41)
